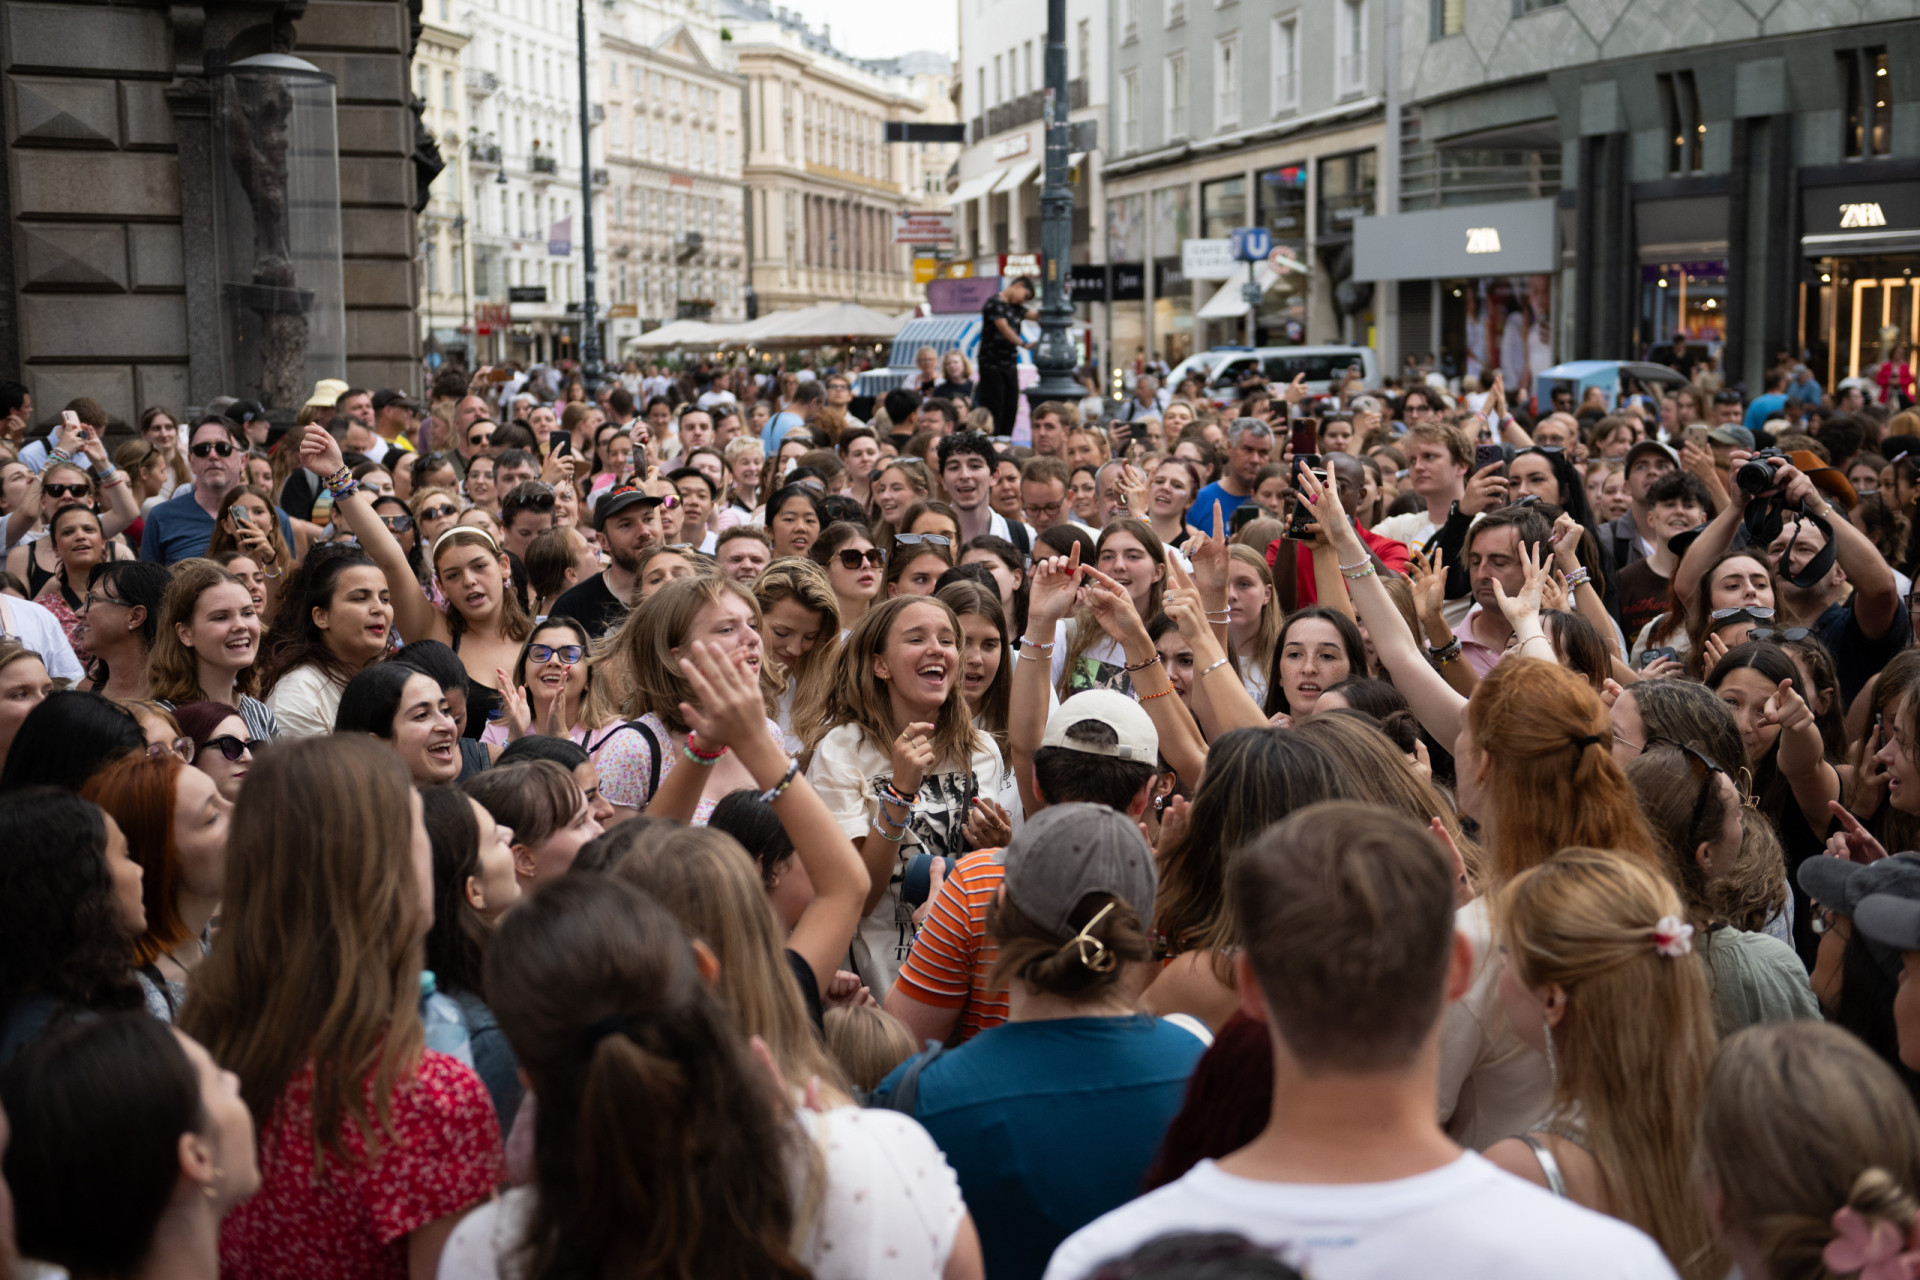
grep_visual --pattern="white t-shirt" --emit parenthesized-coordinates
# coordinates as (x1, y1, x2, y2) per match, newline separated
(439, 1106, 966, 1280)
(807, 719, 1006, 993)
(263, 662, 347, 740)
(1044, 1153, 1679, 1280)
(0, 594, 83, 682)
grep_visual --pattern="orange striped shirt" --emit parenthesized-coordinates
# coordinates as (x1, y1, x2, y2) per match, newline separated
(893, 849, 1008, 1045)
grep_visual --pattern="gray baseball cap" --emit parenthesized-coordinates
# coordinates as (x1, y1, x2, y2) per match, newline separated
(997, 802, 1156, 938)
(1797, 851, 1920, 917)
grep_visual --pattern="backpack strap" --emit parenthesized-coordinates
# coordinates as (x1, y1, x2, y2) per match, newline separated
(1006, 520, 1031, 558)
(867, 1039, 947, 1113)
(587, 716, 665, 802)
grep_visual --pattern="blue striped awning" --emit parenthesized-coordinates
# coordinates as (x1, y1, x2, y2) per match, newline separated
(888, 316, 977, 367)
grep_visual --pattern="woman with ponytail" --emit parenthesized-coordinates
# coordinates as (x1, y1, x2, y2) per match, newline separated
(1698, 1021, 1920, 1280)
(1485, 847, 1720, 1279)
(438, 873, 981, 1280)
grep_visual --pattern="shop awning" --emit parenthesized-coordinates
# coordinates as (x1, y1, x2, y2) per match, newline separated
(1197, 262, 1286, 320)
(992, 158, 1041, 193)
(946, 170, 1004, 206)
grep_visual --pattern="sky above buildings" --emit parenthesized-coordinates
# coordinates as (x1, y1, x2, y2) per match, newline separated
(784, 0, 957, 61)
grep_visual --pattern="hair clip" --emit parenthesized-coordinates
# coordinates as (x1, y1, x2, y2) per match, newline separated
(1061, 901, 1118, 973)
(1651, 915, 1694, 958)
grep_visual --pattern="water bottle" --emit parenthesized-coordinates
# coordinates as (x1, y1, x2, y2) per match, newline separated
(419, 970, 475, 1069)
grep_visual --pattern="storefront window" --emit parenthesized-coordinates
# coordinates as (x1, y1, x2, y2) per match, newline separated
(1201, 176, 1246, 240)
(1317, 150, 1376, 240)
(1803, 254, 1920, 394)
(1152, 186, 1193, 365)
(1438, 275, 1555, 391)
(1257, 164, 1308, 345)
(1638, 260, 1726, 357)
(1108, 195, 1147, 370)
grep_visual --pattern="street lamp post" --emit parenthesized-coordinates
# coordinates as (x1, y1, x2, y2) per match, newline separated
(575, 0, 603, 393)
(1025, 0, 1082, 408)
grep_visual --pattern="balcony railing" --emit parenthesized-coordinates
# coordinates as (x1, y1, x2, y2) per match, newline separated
(470, 139, 502, 164)
(466, 69, 499, 96)
(982, 79, 1089, 137)
(591, 167, 610, 186)
(530, 153, 559, 175)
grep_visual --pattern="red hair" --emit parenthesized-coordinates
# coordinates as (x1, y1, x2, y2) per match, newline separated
(81, 753, 188, 966)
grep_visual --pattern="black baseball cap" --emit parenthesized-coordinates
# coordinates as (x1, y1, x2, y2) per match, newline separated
(594, 482, 672, 530)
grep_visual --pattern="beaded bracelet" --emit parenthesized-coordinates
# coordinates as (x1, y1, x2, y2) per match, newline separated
(871, 811, 908, 842)
(758, 757, 800, 805)
(1337, 555, 1371, 573)
(682, 742, 727, 767)
(1139, 685, 1176, 702)
(878, 779, 916, 809)
(45, 447, 72, 467)
(1017, 636, 1056, 654)
(1123, 654, 1161, 672)
(1204, 608, 1231, 621)
(1199, 656, 1231, 679)
(1431, 638, 1464, 666)
(1563, 566, 1592, 589)
(1341, 562, 1377, 582)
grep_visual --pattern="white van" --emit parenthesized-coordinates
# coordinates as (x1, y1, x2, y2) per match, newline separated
(1166, 345, 1380, 408)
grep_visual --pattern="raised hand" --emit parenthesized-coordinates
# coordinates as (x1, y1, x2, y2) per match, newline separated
(299, 423, 346, 477)
(1294, 463, 1359, 558)
(889, 721, 938, 798)
(822, 969, 875, 1009)
(1541, 567, 1569, 614)
(1282, 373, 1309, 407)
(1027, 542, 1084, 627)
(1548, 511, 1583, 572)
(1855, 722, 1891, 818)
(1825, 800, 1890, 864)
(1461, 460, 1510, 516)
(494, 668, 532, 741)
(1079, 562, 1146, 642)
(676, 638, 768, 754)
(1155, 794, 1192, 855)
(1490, 540, 1549, 629)
(1188, 500, 1231, 598)
(1761, 677, 1816, 735)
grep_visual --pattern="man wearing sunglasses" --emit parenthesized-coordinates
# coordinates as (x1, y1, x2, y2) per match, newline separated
(141, 417, 292, 565)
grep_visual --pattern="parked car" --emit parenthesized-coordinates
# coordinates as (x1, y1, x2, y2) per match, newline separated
(1533, 360, 1689, 414)
(1165, 345, 1381, 409)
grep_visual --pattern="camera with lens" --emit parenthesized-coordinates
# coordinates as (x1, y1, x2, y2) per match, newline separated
(1735, 447, 1787, 497)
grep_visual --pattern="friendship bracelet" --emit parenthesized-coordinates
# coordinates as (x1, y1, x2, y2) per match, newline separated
(681, 742, 727, 767)
(758, 757, 800, 805)
(871, 813, 907, 842)
(1139, 685, 1176, 701)
(1204, 608, 1231, 620)
(1198, 657, 1231, 679)
(1431, 638, 1464, 666)
(1563, 566, 1592, 589)
(873, 804, 908, 834)
(1341, 562, 1377, 582)
(1017, 636, 1056, 654)
(1123, 654, 1161, 672)
(879, 779, 916, 809)
(45, 448, 72, 467)
(683, 732, 727, 763)
(1337, 555, 1371, 573)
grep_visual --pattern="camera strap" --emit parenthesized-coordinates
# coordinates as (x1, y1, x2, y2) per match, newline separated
(1731, 499, 1838, 590)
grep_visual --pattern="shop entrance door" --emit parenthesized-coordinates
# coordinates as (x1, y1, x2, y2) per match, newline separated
(1804, 255, 1920, 391)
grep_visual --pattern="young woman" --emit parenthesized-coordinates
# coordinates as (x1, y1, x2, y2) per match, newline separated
(5, 429, 139, 593)
(1262, 606, 1367, 724)
(421, 784, 522, 1131)
(838, 426, 882, 508)
(0, 1013, 260, 1280)
(146, 559, 278, 742)
(1054, 519, 1167, 699)
(633, 544, 702, 601)
(1148, 615, 1195, 711)
(0, 689, 147, 793)
(724, 436, 766, 514)
(763, 482, 825, 559)
(205, 484, 296, 612)
(959, 535, 1027, 635)
(755, 557, 839, 752)
(886, 534, 953, 599)
(938, 578, 1013, 768)
(869, 457, 932, 533)
(0, 639, 53, 762)
(81, 751, 231, 1021)
(1224, 544, 1281, 705)
(1697, 1022, 1920, 1280)
(1069, 464, 1100, 525)
(812, 520, 885, 632)
(80, 559, 170, 700)
(335, 662, 463, 786)
(1625, 743, 1817, 1034)
(463, 758, 603, 891)
(0, 786, 146, 1062)
(807, 594, 1006, 994)
(482, 616, 608, 749)
(1706, 641, 1839, 967)
(140, 403, 190, 495)
(174, 699, 259, 804)
(178, 735, 504, 1279)
(258, 545, 392, 739)
(408, 485, 463, 559)
(438, 874, 979, 1280)
(34, 503, 113, 660)
(594, 574, 784, 821)
(463, 453, 499, 514)
(303, 424, 531, 736)
(1144, 457, 1202, 552)
(1485, 847, 1720, 1280)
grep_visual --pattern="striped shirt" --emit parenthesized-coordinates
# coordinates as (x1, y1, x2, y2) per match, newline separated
(893, 849, 1008, 1045)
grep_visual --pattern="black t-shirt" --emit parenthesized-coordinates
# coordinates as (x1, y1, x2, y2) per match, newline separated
(281, 469, 320, 522)
(785, 949, 824, 1030)
(934, 378, 976, 401)
(1613, 557, 1671, 641)
(1657, 346, 1700, 379)
(549, 572, 627, 639)
(979, 296, 1026, 369)
(1814, 597, 1912, 703)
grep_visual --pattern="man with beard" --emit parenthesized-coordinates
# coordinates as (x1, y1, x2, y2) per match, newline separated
(548, 482, 670, 637)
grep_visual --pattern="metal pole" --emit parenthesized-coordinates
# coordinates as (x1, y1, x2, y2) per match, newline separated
(576, 0, 603, 393)
(1025, 0, 1081, 406)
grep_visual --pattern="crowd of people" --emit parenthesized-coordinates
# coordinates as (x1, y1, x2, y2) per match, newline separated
(4, 348, 1920, 1279)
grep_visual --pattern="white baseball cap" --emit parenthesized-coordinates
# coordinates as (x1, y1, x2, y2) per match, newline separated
(1041, 689, 1159, 763)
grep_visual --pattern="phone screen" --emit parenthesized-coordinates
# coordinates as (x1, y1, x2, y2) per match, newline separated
(1290, 421, 1318, 457)
(548, 430, 570, 458)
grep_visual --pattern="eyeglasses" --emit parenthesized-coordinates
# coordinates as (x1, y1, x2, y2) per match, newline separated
(1650, 737, 1728, 843)
(147, 737, 196, 764)
(82, 591, 125, 610)
(1024, 500, 1064, 518)
(190, 441, 238, 459)
(895, 532, 951, 548)
(1709, 606, 1775, 624)
(201, 734, 262, 762)
(468, 432, 495, 446)
(380, 513, 415, 533)
(528, 642, 585, 664)
(1748, 627, 1813, 643)
(41, 482, 89, 499)
(419, 503, 458, 523)
(835, 547, 887, 570)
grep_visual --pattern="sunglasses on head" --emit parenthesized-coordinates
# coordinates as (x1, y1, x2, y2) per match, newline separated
(1649, 737, 1730, 843)
(147, 737, 196, 764)
(529, 642, 584, 664)
(419, 503, 458, 523)
(41, 482, 89, 499)
(895, 532, 951, 548)
(190, 441, 238, 459)
(201, 734, 262, 762)
(835, 547, 887, 570)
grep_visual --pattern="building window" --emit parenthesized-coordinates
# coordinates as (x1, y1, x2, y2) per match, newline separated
(1077, 19, 1090, 79)
(1122, 69, 1139, 151)
(994, 54, 1003, 104)
(1024, 41, 1034, 94)
(1271, 17, 1298, 114)
(416, 66, 429, 102)
(1433, 0, 1464, 36)
(1165, 54, 1187, 140)
(976, 67, 986, 114)
(1656, 70, 1703, 174)
(1513, 0, 1563, 11)
(1337, 0, 1367, 94)
(1215, 35, 1239, 130)
(441, 70, 454, 109)
(1122, 0, 1139, 43)
(1842, 46, 1892, 158)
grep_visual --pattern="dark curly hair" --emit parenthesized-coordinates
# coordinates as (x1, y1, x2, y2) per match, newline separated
(258, 543, 385, 697)
(0, 787, 143, 1027)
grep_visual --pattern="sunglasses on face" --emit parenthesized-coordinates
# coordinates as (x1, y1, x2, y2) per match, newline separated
(1748, 627, 1813, 643)
(41, 482, 88, 499)
(835, 547, 887, 570)
(469, 432, 494, 446)
(895, 532, 951, 548)
(201, 734, 262, 762)
(147, 737, 196, 764)
(529, 643, 584, 664)
(419, 503, 459, 523)
(380, 513, 415, 532)
(190, 441, 237, 459)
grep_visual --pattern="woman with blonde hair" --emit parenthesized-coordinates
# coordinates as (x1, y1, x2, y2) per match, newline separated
(723, 435, 766, 515)
(178, 734, 503, 1278)
(754, 557, 840, 751)
(1485, 847, 1720, 1279)
(868, 457, 933, 535)
(806, 594, 1005, 993)
(147, 558, 277, 742)
(1224, 544, 1282, 705)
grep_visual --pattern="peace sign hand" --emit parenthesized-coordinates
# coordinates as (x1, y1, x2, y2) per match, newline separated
(1188, 500, 1231, 599)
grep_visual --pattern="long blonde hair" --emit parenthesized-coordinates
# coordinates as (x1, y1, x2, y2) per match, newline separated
(178, 736, 425, 1173)
(809, 594, 979, 770)
(1226, 543, 1283, 683)
(1698, 1022, 1920, 1280)
(1497, 847, 1720, 1279)
(611, 573, 777, 733)
(611, 825, 850, 1104)
(145, 559, 259, 703)
(753, 558, 839, 748)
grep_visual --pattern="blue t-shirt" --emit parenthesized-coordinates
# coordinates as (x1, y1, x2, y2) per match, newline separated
(1744, 393, 1788, 436)
(1787, 378, 1824, 407)
(762, 409, 805, 453)
(873, 1014, 1205, 1280)
(139, 488, 295, 566)
(1187, 481, 1252, 535)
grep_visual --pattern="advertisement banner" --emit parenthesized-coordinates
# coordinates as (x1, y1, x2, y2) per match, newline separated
(894, 212, 955, 244)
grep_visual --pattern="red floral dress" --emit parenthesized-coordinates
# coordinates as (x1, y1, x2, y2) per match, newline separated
(219, 1050, 504, 1280)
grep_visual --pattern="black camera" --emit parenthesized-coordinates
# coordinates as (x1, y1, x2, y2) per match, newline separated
(1735, 447, 1786, 497)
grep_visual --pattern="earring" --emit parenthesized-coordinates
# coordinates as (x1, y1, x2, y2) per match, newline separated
(204, 1166, 224, 1199)
(1542, 1012, 1557, 1088)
